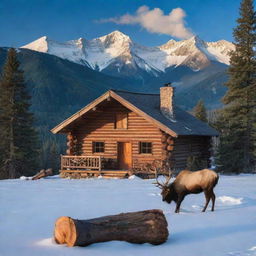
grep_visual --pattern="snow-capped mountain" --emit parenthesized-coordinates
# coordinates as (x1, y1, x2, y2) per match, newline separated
(21, 31, 234, 76)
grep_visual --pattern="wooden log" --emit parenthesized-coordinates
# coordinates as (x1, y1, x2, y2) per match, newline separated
(162, 150, 168, 158)
(167, 137, 174, 145)
(167, 151, 172, 158)
(162, 144, 167, 150)
(161, 133, 168, 143)
(167, 145, 174, 151)
(32, 168, 53, 180)
(54, 209, 168, 247)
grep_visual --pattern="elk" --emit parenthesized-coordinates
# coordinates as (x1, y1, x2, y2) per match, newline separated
(155, 169, 219, 213)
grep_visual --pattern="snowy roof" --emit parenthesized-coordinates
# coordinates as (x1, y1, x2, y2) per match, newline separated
(51, 89, 219, 137)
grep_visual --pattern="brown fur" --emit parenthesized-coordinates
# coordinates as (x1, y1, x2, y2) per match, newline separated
(160, 169, 219, 213)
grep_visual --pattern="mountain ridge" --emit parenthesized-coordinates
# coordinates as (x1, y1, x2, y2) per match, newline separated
(21, 31, 234, 76)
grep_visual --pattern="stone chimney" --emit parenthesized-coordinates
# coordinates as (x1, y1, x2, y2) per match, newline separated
(160, 83, 175, 120)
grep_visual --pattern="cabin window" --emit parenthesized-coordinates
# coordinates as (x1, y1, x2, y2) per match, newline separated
(139, 142, 152, 154)
(115, 113, 128, 129)
(93, 142, 105, 153)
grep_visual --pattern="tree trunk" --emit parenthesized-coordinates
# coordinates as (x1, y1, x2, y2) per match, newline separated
(32, 168, 52, 180)
(54, 209, 168, 247)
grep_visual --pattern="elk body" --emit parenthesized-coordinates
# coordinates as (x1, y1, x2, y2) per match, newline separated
(156, 169, 219, 213)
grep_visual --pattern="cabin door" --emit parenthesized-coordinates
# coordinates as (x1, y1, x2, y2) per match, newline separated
(118, 142, 132, 170)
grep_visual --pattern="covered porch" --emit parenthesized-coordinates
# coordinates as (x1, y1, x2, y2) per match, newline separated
(60, 155, 132, 179)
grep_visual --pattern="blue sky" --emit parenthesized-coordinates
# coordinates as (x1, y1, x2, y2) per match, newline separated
(0, 0, 242, 47)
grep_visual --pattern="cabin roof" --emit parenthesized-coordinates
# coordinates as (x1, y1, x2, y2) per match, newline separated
(51, 89, 219, 137)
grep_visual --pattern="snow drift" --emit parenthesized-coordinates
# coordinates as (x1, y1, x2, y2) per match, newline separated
(1, 174, 256, 256)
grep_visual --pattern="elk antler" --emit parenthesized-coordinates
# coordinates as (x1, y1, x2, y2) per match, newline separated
(153, 175, 172, 188)
(153, 177, 164, 188)
(163, 175, 172, 186)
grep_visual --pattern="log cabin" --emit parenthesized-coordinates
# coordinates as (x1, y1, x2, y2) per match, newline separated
(51, 85, 218, 178)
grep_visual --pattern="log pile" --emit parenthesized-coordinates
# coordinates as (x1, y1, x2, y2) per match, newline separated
(54, 209, 169, 247)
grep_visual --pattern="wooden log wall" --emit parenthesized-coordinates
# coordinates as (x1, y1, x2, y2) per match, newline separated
(160, 132, 175, 163)
(172, 135, 211, 170)
(66, 99, 212, 171)
(72, 100, 163, 168)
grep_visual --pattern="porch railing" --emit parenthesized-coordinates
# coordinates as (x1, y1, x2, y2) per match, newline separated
(61, 155, 102, 171)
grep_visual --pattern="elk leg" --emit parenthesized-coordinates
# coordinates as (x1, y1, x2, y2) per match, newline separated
(202, 191, 211, 212)
(175, 194, 185, 213)
(211, 192, 216, 211)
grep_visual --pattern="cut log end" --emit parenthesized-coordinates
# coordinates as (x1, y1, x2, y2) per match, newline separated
(54, 216, 77, 247)
(54, 209, 168, 247)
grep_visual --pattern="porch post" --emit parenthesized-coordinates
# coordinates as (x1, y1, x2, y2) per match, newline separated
(99, 156, 102, 172)
(60, 154, 63, 171)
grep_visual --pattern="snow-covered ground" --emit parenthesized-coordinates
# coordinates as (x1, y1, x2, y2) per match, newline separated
(1, 174, 256, 256)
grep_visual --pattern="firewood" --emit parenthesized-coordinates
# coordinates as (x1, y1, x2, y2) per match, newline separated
(54, 209, 169, 247)
(32, 168, 53, 180)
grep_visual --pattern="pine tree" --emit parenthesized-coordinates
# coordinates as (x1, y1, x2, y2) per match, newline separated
(193, 99, 208, 122)
(216, 0, 256, 173)
(48, 140, 60, 174)
(0, 48, 39, 179)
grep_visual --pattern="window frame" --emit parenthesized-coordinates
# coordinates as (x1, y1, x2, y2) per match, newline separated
(139, 142, 153, 154)
(92, 141, 105, 153)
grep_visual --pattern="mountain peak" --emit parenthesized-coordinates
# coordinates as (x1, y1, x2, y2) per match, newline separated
(190, 35, 201, 40)
(38, 35, 48, 41)
(77, 37, 85, 42)
(186, 35, 205, 45)
(109, 30, 129, 37)
(21, 36, 49, 52)
(161, 39, 177, 47)
(98, 30, 131, 43)
(31, 35, 49, 43)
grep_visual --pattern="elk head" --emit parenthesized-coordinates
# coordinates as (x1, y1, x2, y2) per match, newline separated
(155, 176, 177, 204)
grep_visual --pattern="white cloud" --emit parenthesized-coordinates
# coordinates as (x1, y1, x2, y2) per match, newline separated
(98, 6, 193, 39)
